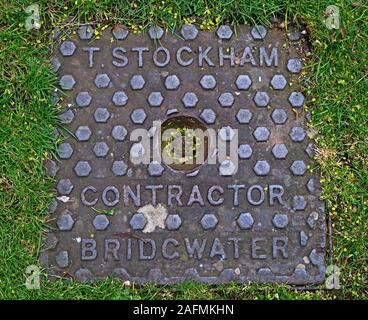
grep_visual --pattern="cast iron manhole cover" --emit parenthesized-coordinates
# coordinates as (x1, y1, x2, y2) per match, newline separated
(42, 24, 326, 284)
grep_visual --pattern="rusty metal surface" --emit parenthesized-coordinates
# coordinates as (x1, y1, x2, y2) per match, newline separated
(42, 24, 326, 284)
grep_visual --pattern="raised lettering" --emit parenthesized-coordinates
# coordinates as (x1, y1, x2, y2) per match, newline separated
(102, 186, 120, 207)
(112, 47, 128, 67)
(168, 185, 183, 206)
(81, 239, 97, 261)
(219, 47, 235, 66)
(83, 47, 100, 68)
(138, 239, 156, 260)
(207, 185, 224, 206)
(131, 47, 149, 67)
(162, 238, 179, 259)
(145, 185, 163, 206)
(273, 236, 288, 259)
(176, 46, 193, 66)
(81, 186, 98, 206)
(198, 46, 214, 67)
(104, 239, 120, 261)
(259, 47, 278, 67)
(247, 185, 265, 206)
(251, 237, 267, 259)
(153, 47, 170, 67)
(123, 185, 141, 206)
(185, 238, 207, 259)
(187, 185, 205, 206)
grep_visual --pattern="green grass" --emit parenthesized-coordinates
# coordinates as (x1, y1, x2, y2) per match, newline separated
(0, 0, 367, 299)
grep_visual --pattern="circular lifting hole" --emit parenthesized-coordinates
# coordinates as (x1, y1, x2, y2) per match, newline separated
(161, 116, 209, 172)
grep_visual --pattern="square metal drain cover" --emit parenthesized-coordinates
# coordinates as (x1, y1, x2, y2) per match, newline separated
(42, 24, 326, 284)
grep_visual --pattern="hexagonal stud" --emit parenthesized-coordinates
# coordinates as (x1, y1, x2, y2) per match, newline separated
(75, 91, 92, 107)
(51, 92, 60, 106)
(130, 108, 147, 124)
(52, 27, 62, 40)
(272, 144, 289, 159)
(219, 160, 236, 176)
(51, 57, 61, 72)
(148, 91, 164, 107)
(58, 143, 73, 159)
(59, 75, 76, 90)
(238, 144, 253, 159)
(272, 213, 289, 228)
(305, 143, 314, 158)
(58, 109, 74, 124)
(235, 74, 252, 90)
(75, 126, 92, 142)
(55, 250, 69, 268)
(201, 213, 218, 230)
(251, 25, 267, 40)
(253, 127, 270, 142)
(219, 126, 235, 141)
(289, 127, 306, 142)
(94, 107, 110, 123)
(253, 160, 270, 176)
(287, 58, 302, 73)
(74, 268, 93, 282)
(200, 108, 216, 124)
(130, 75, 145, 90)
(112, 125, 127, 141)
(148, 161, 164, 176)
(288, 92, 305, 108)
(290, 160, 307, 176)
(112, 91, 128, 106)
(200, 75, 216, 90)
(130, 213, 147, 230)
(93, 142, 109, 158)
(57, 212, 74, 231)
(181, 25, 198, 40)
(293, 195, 307, 211)
(59, 40, 76, 56)
(44, 230, 58, 248)
(112, 160, 128, 176)
(74, 161, 91, 177)
(236, 109, 253, 124)
(47, 199, 58, 214)
(218, 92, 234, 107)
(270, 74, 287, 90)
(93, 214, 110, 231)
(307, 212, 318, 229)
(237, 212, 254, 230)
(254, 91, 270, 107)
(57, 179, 74, 195)
(182, 92, 198, 108)
(94, 73, 110, 88)
(303, 142, 313, 155)
(216, 25, 233, 39)
(148, 26, 164, 40)
(78, 25, 94, 40)
(45, 160, 59, 178)
(164, 75, 180, 90)
(112, 25, 129, 40)
(165, 214, 182, 230)
(306, 178, 315, 193)
(309, 249, 324, 266)
(300, 231, 309, 246)
(271, 108, 288, 124)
